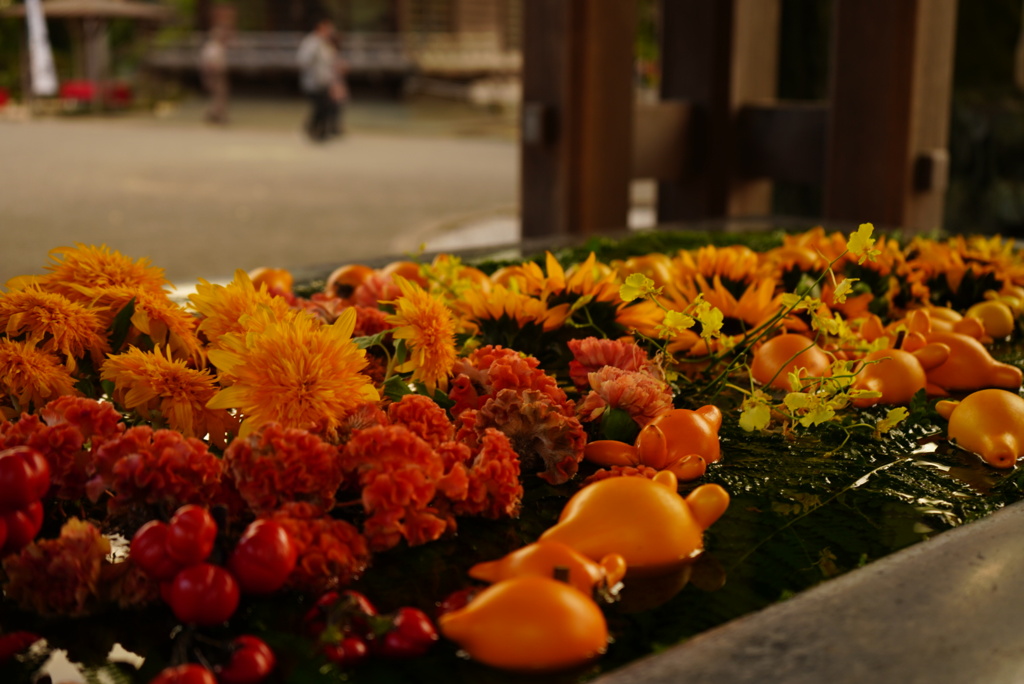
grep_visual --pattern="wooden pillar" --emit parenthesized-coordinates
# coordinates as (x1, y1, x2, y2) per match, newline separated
(520, 0, 636, 239)
(657, 0, 780, 222)
(825, 0, 958, 231)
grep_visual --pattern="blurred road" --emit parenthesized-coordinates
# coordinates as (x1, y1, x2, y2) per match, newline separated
(0, 96, 518, 288)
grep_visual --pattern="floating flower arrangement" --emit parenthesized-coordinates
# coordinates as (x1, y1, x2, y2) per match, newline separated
(1, 224, 1023, 682)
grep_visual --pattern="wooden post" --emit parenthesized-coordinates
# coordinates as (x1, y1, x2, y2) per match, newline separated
(825, 0, 958, 231)
(657, 0, 780, 222)
(520, 0, 636, 239)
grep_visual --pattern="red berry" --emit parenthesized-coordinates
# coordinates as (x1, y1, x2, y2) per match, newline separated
(0, 631, 40, 662)
(2, 501, 44, 554)
(323, 636, 369, 668)
(374, 607, 438, 658)
(227, 520, 297, 594)
(148, 663, 217, 684)
(0, 446, 50, 512)
(166, 563, 240, 626)
(216, 635, 276, 684)
(166, 505, 217, 566)
(130, 521, 183, 581)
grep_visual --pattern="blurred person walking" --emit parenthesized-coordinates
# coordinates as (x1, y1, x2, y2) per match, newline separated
(200, 25, 230, 124)
(297, 17, 339, 142)
(326, 32, 349, 137)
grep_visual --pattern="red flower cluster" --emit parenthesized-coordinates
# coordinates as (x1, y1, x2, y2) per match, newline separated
(341, 413, 524, 551)
(270, 502, 370, 595)
(341, 425, 449, 551)
(457, 389, 586, 485)
(452, 428, 522, 519)
(580, 464, 660, 486)
(2, 518, 110, 617)
(448, 346, 572, 417)
(224, 423, 344, 516)
(567, 336, 652, 391)
(387, 395, 453, 448)
(96, 426, 225, 513)
(0, 396, 124, 499)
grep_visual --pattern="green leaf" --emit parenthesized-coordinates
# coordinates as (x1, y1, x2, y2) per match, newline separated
(383, 374, 413, 403)
(353, 329, 392, 350)
(108, 298, 135, 351)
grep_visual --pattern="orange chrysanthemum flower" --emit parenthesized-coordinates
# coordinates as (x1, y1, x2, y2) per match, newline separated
(207, 308, 379, 438)
(188, 270, 296, 346)
(34, 244, 170, 300)
(270, 501, 371, 595)
(0, 339, 79, 416)
(2, 518, 111, 617)
(100, 346, 236, 446)
(0, 288, 109, 372)
(224, 423, 344, 516)
(386, 277, 458, 393)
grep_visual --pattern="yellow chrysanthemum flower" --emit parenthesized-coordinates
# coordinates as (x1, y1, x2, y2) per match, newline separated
(0, 339, 79, 416)
(188, 270, 296, 346)
(207, 307, 379, 438)
(0, 288, 109, 372)
(88, 286, 204, 363)
(101, 345, 236, 445)
(387, 277, 458, 393)
(30, 244, 170, 300)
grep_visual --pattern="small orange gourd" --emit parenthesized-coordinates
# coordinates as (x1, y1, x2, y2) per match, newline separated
(539, 470, 729, 575)
(468, 541, 627, 595)
(936, 389, 1024, 469)
(750, 333, 832, 390)
(583, 406, 722, 481)
(851, 344, 948, 407)
(438, 576, 609, 672)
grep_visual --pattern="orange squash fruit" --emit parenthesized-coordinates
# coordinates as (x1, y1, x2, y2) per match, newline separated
(438, 575, 609, 672)
(936, 388, 1024, 469)
(539, 470, 729, 575)
(750, 333, 832, 390)
(468, 540, 626, 595)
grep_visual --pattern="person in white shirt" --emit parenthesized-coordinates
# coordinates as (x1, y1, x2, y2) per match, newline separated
(296, 18, 339, 141)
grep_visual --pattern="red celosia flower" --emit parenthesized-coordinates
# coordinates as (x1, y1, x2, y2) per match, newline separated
(449, 345, 573, 417)
(2, 518, 110, 617)
(224, 423, 344, 516)
(567, 336, 651, 391)
(576, 366, 674, 428)
(463, 389, 586, 485)
(581, 464, 660, 486)
(334, 401, 389, 445)
(99, 426, 225, 512)
(270, 501, 371, 595)
(387, 394, 454, 448)
(103, 556, 161, 609)
(0, 397, 124, 499)
(453, 428, 522, 519)
(341, 425, 450, 551)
